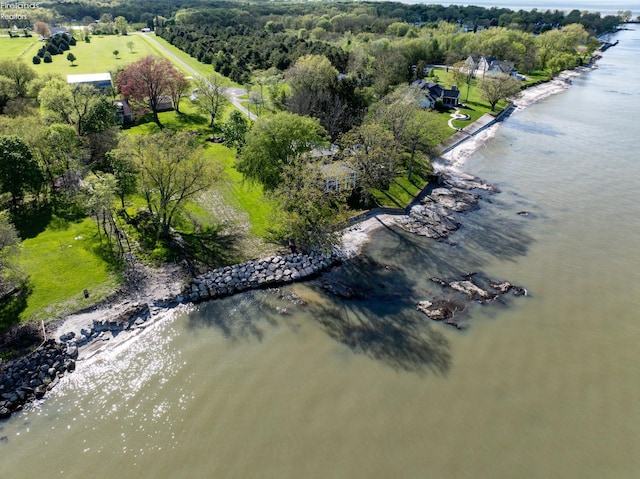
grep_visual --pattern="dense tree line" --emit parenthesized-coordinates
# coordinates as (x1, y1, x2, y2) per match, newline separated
(41, 1, 622, 36)
(158, 22, 348, 84)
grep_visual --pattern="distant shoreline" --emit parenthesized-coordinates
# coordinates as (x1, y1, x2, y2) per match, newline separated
(342, 55, 604, 255)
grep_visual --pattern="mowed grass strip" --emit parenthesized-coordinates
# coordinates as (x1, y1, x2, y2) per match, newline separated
(135, 34, 240, 86)
(0, 36, 39, 60)
(205, 142, 273, 237)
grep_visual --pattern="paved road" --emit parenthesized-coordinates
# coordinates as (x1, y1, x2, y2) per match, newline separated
(133, 32, 256, 120)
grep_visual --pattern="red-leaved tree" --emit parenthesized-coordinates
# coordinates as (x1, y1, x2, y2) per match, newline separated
(116, 55, 186, 127)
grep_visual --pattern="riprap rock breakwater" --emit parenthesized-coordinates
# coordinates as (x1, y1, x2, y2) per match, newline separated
(186, 250, 339, 302)
(0, 339, 75, 420)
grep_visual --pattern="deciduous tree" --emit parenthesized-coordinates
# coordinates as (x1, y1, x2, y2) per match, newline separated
(0, 76, 16, 111)
(237, 112, 327, 191)
(114, 16, 128, 35)
(33, 21, 50, 38)
(82, 173, 127, 256)
(221, 110, 249, 151)
(167, 71, 189, 114)
(478, 73, 521, 111)
(0, 212, 22, 298)
(0, 135, 43, 208)
(32, 123, 82, 194)
(372, 86, 445, 181)
(38, 79, 117, 136)
(192, 74, 229, 129)
(270, 161, 349, 252)
(0, 60, 36, 98)
(286, 54, 366, 139)
(114, 131, 219, 237)
(340, 123, 401, 207)
(116, 55, 183, 127)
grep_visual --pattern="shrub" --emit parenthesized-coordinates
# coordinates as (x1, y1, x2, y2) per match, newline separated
(32, 56, 41, 64)
(43, 52, 52, 63)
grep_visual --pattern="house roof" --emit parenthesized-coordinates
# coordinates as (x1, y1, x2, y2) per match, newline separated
(67, 73, 112, 84)
(443, 88, 460, 99)
(411, 80, 443, 98)
(310, 144, 339, 158)
(319, 161, 356, 178)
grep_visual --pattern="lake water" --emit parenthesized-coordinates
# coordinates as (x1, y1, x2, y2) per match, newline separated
(1, 26, 640, 479)
(407, 1, 640, 18)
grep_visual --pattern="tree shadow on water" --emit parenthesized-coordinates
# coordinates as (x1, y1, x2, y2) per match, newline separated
(451, 206, 535, 264)
(365, 201, 535, 279)
(186, 291, 281, 343)
(318, 250, 423, 309)
(312, 301, 452, 377)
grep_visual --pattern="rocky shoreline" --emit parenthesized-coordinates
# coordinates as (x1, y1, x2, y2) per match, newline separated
(0, 250, 339, 420)
(417, 273, 527, 329)
(0, 59, 601, 422)
(396, 172, 498, 240)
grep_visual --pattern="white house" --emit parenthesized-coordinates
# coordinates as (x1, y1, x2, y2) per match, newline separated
(466, 56, 520, 79)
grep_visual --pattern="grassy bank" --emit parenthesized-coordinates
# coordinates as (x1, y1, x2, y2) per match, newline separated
(17, 216, 120, 322)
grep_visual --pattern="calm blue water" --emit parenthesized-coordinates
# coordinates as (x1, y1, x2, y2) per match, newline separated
(1, 25, 639, 479)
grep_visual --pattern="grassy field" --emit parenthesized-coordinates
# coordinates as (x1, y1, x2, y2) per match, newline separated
(17, 216, 120, 322)
(0, 36, 39, 60)
(126, 100, 274, 239)
(25, 34, 189, 77)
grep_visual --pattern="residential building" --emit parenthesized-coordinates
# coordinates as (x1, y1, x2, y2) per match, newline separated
(66, 73, 112, 91)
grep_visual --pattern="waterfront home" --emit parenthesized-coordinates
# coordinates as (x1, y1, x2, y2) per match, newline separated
(411, 80, 460, 108)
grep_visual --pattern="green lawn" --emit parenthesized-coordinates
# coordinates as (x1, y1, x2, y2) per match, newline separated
(206, 143, 274, 237)
(17, 216, 120, 322)
(371, 161, 432, 209)
(0, 36, 39, 60)
(126, 102, 274, 239)
(27, 34, 187, 77)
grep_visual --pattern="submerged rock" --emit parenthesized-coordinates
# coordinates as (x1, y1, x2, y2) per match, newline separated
(439, 171, 499, 192)
(449, 280, 498, 302)
(488, 280, 527, 296)
(320, 279, 367, 300)
(416, 300, 466, 330)
(419, 274, 527, 329)
(430, 274, 526, 303)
